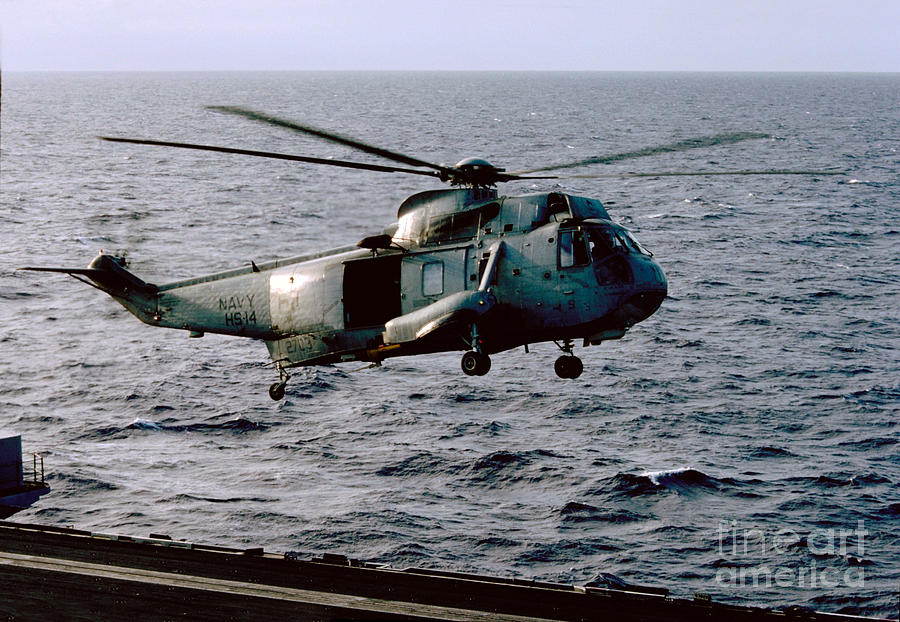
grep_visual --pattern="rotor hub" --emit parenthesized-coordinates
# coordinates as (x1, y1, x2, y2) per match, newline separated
(451, 157, 505, 187)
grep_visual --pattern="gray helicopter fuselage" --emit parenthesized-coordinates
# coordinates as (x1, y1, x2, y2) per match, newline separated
(104, 189, 666, 372)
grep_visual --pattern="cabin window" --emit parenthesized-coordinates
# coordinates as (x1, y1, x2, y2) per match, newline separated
(559, 229, 590, 268)
(422, 261, 444, 296)
(424, 202, 500, 245)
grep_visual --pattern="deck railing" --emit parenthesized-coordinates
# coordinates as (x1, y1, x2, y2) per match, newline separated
(21, 454, 45, 487)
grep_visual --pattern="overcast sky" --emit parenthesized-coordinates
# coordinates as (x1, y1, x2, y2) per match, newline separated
(1, 0, 898, 72)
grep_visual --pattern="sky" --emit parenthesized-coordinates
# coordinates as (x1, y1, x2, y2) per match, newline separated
(1, 0, 898, 72)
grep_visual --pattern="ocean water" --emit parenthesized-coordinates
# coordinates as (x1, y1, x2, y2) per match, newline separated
(1, 72, 898, 617)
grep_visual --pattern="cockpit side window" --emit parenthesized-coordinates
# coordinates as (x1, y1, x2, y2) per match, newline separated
(587, 226, 620, 261)
(559, 228, 590, 268)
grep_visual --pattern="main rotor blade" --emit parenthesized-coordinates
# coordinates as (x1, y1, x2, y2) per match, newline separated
(511, 132, 772, 175)
(566, 168, 844, 178)
(208, 106, 454, 176)
(495, 173, 560, 183)
(98, 136, 443, 178)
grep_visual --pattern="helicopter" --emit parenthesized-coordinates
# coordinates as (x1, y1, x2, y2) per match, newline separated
(21, 107, 837, 400)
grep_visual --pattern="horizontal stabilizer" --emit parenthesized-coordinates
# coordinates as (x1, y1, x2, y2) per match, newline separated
(19, 267, 102, 276)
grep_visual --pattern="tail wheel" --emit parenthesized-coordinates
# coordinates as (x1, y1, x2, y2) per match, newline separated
(461, 351, 491, 376)
(268, 382, 286, 401)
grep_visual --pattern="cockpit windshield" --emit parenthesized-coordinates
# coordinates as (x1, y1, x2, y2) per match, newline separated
(586, 224, 652, 258)
(616, 229, 652, 256)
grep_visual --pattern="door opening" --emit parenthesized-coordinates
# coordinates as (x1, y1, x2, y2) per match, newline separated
(343, 256, 402, 328)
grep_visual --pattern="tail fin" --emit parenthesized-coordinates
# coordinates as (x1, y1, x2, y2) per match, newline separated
(20, 253, 157, 298)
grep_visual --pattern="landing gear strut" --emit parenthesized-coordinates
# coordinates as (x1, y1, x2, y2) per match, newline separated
(553, 340, 583, 379)
(268, 365, 291, 401)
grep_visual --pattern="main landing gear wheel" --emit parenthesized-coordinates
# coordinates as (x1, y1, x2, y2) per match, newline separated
(554, 355, 584, 379)
(553, 338, 583, 379)
(461, 350, 491, 376)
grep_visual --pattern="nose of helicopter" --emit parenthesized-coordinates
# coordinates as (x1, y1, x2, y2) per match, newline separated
(621, 256, 668, 325)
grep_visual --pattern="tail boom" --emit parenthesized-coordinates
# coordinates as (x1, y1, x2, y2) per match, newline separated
(21, 253, 274, 339)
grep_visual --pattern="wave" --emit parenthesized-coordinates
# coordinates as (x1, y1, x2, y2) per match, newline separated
(50, 472, 120, 492)
(166, 493, 273, 504)
(735, 317, 772, 326)
(475, 535, 521, 549)
(129, 417, 266, 432)
(183, 418, 268, 432)
(374, 448, 570, 487)
(783, 471, 892, 488)
(439, 420, 510, 440)
(452, 391, 497, 403)
(836, 436, 898, 451)
(876, 503, 900, 517)
(558, 502, 648, 524)
(587, 468, 741, 499)
(80, 417, 268, 439)
(845, 384, 900, 405)
(376, 452, 451, 477)
(129, 418, 163, 431)
(0, 290, 39, 301)
(643, 467, 722, 488)
(747, 446, 797, 458)
(517, 538, 620, 564)
(375, 448, 565, 483)
(473, 450, 528, 470)
(472, 449, 564, 476)
(589, 472, 660, 497)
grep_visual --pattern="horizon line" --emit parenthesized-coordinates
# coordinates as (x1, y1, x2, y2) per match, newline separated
(3, 68, 899, 75)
